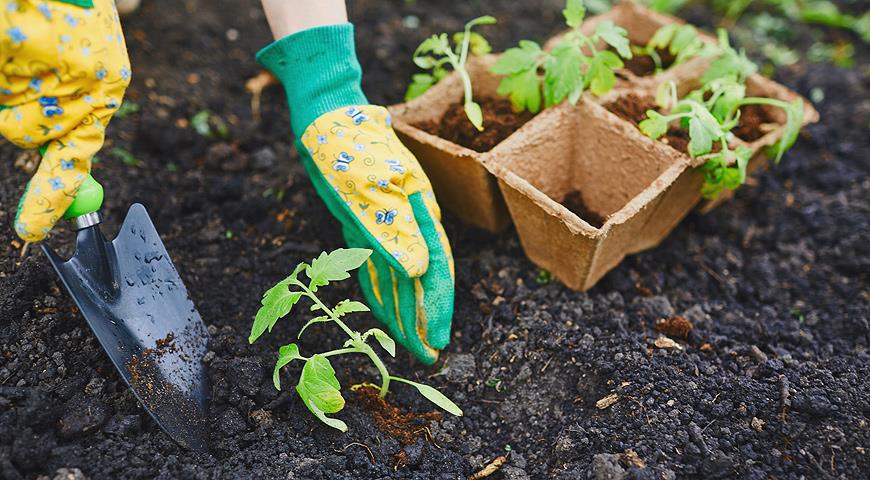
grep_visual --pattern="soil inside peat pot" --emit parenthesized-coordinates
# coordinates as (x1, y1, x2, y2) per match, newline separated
(605, 93, 727, 156)
(561, 190, 607, 228)
(415, 96, 535, 153)
(732, 103, 781, 141)
(614, 47, 675, 77)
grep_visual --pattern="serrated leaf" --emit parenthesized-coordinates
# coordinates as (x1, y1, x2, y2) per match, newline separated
(596, 20, 632, 59)
(587, 53, 618, 96)
(669, 25, 698, 55)
(563, 0, 586, 28)
(639, 111, 669, 139)
(465, 101, 484, 131)
(415, 34, 449, 56)
(491, 40, 541, 75)
(648, 24, 677, 50)
(543, 44, 583, 107)
(306, 248, 372, 291)
(363, 328, 396, 357)
(296, 355, 345, 418)
(273, 343, 305, 390)
(333, 300, 370, 317)
(499, 68, 541, 113)
(402, 379, 463, 416)
(772, 98, 803, 162)
(413, 55, 438, 69)
(688, 117, 714, 157)
(298, 315, 330, 338)
(250, 282, 303, 344)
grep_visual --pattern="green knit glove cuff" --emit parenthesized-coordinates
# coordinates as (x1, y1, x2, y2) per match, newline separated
(256, 23, 368, 136)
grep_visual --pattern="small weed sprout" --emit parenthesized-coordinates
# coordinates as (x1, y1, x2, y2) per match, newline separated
(249, 248, 463, 432)
(406, 15, 496, 130)
(638, 30, 803, 198)
(490, 0, 633, 113)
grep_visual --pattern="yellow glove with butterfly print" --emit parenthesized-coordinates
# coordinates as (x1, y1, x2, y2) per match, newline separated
(258, 24, 455, 364)
(1, 0, 130, 242)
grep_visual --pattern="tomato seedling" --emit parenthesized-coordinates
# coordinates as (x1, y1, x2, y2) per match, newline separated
(406, 15, 496, 130)
(490, 0, 633, 113)
(249, 248, 462, 432)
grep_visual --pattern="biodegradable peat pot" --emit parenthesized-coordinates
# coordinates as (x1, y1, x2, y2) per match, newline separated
(390, 55, 524, 233)
(491, 98, 702, 291)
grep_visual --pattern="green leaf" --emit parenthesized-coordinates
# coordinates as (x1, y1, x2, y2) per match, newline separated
(639, 110, 669, 139)
(734, 145, 753, 183)
(401, 379, 463, 416)
(114, 100, 140, 119)
(587, 51, 620, 96)
(563, 0, 586, 28)
(273, 343, 305, 390)
(306, 248, 372, 291)
(453, 31, 492, 55)
(249, 266, 304, 344)
(111, 147, 141, 167)
(296, 355, 345, 430)
(669, 25, 698, 55)
(414, 34, 450, 56)
(772, 98, 804, 162)
(406, 73, 435, 101)
(498, 68, 542, 113)
(363, 328, 396, 357)
(333, 300, 370, 317)
(596, 20, 632, 59)
(491, 40, 541, 75)
(297, 315, 329, 338)
(464, 101, 484, 131)
(543, 43, 583, 107)
(688, 117, 714, 157)
(191, 110, 211, 136)
(648, 24, 677, 50)
(413, 55, 438, 69)
(465, 15, 497, 29)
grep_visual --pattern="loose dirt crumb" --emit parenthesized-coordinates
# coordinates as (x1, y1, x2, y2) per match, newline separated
(596, 393, 619, 409)
(352, 385, 442, 445)
(655, 316, 693, 339)
(653, 336, 682, 350)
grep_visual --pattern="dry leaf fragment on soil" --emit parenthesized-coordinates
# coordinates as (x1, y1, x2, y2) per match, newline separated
(468, 455, 508, 480)
(653, 336, 683, 350)
(596, 393, 619, 409)
(751, 417, 766, 432)
(245, 70, 278, 122)
(621, 449, 646, 468)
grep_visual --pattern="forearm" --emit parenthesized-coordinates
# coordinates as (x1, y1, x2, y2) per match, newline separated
(260, 0, 348, 39)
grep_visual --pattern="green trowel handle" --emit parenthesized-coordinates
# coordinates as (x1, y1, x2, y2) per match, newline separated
(63, 175, 104, 220)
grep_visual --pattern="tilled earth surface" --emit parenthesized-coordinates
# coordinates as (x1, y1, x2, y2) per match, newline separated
(1, 1, 869, 479)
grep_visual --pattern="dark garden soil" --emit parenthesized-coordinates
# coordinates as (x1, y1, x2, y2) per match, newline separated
(618, 48, 675, 77)
(1, 1, 869, 479)
(732, 104, 780, 142)
(561, 191, 606, 228)
(416, 97, 536, 152)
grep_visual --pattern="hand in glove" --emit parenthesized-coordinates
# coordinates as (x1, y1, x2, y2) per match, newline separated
(257, 24, 454, 364)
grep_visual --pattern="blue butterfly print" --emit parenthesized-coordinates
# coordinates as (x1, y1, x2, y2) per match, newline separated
(385, 159, 405, 174)
(345, 107, 369, 126)
(28, 78, 42, 92)
(60, 159, 75, 170)
(39, 97, 64, 117)
(333, 152, 354, 172)
(48, 176, 65, 191)
(376, 209, 398, 225)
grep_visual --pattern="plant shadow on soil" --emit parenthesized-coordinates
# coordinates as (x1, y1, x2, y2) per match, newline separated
(1, 0, 869, 479)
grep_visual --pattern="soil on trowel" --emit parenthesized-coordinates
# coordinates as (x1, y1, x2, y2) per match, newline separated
(352, 385, 442, 445)
(416, 97, 535, 152)
(561, 190, 606, 228)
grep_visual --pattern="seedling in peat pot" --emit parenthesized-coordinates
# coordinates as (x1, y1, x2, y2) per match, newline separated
(406, 15, 496, 130)
(249, 248, 462, 432)
(491, 0, 633, 113)
(632, 23, 716, 73)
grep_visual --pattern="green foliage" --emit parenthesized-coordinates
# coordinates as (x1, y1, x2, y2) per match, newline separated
(636, 24, 805, 198)
(491, 0, 632, 113)
(190, 110, 230, 139)
(406, 16, 496, 130)
(111, 147, 141, 167)
(249, 249, 462, 432)
(114, 100, 140, 119)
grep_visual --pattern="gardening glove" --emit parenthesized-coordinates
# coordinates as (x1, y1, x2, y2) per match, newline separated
(0, 0, 130, 242)
(257, 23, 455, 365)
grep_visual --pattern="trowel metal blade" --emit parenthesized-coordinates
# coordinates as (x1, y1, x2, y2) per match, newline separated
(42, 203, 210, 452)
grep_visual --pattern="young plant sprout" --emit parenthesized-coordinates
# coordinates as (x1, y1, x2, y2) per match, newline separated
(405, 15, 496, 130)
(632, 23, 715, 73)
(640, 75, 803, 198)
(490, 0, 633, 113)
(248, 248, 462, 432)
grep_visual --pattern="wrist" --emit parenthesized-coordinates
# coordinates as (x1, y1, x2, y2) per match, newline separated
(256, 23, 367, 135)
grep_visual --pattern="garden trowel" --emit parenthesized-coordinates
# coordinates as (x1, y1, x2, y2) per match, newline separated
(41, 176, 211, 452)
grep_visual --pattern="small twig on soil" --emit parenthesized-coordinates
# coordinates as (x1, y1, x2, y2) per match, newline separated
(19, 241, 30, 258)
(468, 455, 509, 480)
(336, 442, 375, 464)
(245, 70, 278, 123)
(696, 258, 725, 284)
(778, 374, 791, 421)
